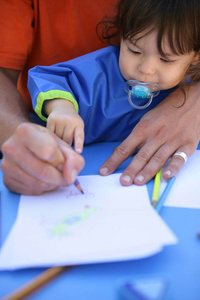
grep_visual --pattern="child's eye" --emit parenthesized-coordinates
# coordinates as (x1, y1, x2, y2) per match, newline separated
(128, 48, 141, 55)
(160, 58, 174, 63)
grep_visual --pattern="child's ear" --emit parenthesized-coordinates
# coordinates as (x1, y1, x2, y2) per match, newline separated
(191, 53, 200, 65)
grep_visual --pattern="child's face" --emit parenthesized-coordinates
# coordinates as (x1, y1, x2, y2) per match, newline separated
(119, 30, 199, 90)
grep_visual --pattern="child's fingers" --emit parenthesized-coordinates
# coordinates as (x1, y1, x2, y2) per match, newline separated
(74, 126, 85, 153)
(47, 118, 66, 140)
(62, 128, 73, 146)
(46, 118, 56, 133)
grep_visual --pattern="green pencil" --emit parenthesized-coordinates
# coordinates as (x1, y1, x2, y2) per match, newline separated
(152, 169, 162, 207)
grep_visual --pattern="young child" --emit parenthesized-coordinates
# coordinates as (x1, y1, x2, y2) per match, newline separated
(28, 0, 200, 154)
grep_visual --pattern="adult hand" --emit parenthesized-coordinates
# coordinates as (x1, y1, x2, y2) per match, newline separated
(1, 123, 85, 195)
(99, 85, 200, 185)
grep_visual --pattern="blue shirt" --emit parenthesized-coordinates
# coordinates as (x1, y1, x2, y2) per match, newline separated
(28, 46, 175, 144)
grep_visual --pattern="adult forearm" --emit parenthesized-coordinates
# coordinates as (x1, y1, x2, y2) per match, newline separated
(0, 70, 31, 147)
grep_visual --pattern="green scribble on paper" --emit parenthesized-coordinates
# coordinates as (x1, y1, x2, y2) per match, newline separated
(50, 205, 98, 236)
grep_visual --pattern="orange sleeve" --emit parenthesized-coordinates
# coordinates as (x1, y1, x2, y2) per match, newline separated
(0, 0, 34, 70)
(0, 0, 116, 110)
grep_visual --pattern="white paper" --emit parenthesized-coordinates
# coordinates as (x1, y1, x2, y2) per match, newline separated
(161, 150, 200, 209)
(0, 174, 177, 270)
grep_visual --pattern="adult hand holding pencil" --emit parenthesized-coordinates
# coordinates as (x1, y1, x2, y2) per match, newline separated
(51, 148, 84, 194)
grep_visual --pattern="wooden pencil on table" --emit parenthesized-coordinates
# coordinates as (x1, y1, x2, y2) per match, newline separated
(2, 266, 73, 300)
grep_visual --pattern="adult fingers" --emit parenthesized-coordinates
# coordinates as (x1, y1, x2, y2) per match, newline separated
(119, 143, 166, 186)
(16, 123, 65, 167)
(1, 123, 85, 194)
(162, 148, 192, 179)
(99, 116, 163, 177)
(130, 143, 179, 185)
(2, 160, 58, 195)
(60, 144, 85, 184)
(121, 143, 195, 186)
(1, 134, 67, 188)
(99, 134, 139, 176)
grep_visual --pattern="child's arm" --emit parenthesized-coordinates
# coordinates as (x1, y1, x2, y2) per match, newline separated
(44, 99, 84, 153)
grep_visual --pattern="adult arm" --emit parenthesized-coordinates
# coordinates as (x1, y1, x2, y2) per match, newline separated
(99, 84, 200, 185)
(0, 68, 31, 145)
(0, 68, 85, 195)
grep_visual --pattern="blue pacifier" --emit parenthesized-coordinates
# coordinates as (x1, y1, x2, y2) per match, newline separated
(124, 80, 160, 109)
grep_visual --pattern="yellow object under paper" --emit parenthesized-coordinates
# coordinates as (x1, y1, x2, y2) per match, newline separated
(152, 169, 162, 207)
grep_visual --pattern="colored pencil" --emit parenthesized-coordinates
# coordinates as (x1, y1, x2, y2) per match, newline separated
(74, 178, 84, 194)
(155, 177, 176, 213)
(152, 169, 162, 207)
(2, 266, 73, 300)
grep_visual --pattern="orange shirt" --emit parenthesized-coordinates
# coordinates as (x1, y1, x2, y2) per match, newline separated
(0, 0, 115, 109)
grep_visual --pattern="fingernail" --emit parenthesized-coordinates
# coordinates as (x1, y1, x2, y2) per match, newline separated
(135, 175, 144, 182)
(71, 169, 78, 182)
(100, 167, 108, 175)
(122, 175, 131, 183)
(75, 147, 82, 154)
(164, 170, 171, 176)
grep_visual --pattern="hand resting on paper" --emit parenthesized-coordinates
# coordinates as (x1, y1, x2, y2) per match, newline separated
(99, 85, 200, 185)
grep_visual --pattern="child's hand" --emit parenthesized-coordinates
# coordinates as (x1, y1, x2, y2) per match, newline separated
(46, 100, 84, 153)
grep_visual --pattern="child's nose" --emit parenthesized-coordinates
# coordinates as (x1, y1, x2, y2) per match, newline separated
(138, 58, 156, 75)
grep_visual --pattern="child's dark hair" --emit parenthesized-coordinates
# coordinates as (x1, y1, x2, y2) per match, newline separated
(97, 0, 200, 84)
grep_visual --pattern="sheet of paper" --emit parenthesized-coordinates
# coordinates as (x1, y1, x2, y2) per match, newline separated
(0, 174, 177, 270)
(161, 150, 200, 209)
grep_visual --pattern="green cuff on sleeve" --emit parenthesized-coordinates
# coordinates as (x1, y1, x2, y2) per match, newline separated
(35, 90, 79, 121)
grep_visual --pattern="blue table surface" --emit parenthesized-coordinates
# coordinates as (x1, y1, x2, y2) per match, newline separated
(0, 142, 200, 300)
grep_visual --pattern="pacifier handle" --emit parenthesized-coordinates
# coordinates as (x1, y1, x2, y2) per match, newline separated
(127, 91, 153, 109)
(124, 80, 160, 109)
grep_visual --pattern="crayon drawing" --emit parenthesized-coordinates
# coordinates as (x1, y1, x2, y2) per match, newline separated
(0, 174, 178, 270)
(50, 205, 99, 236)
(65, 189, 95, 200)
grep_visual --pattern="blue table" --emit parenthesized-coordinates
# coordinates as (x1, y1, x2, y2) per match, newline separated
(0, 142, 200, 300)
